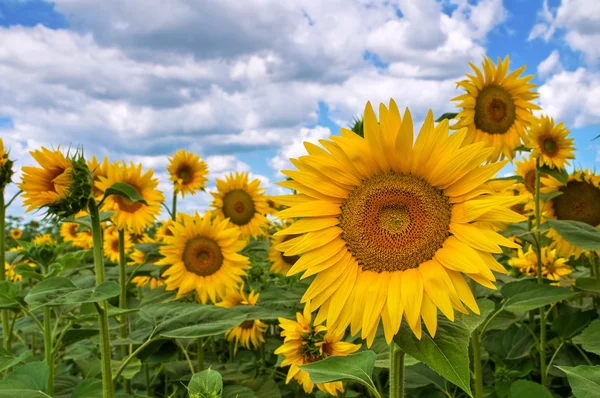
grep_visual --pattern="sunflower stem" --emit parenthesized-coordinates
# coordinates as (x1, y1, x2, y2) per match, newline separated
(469, 279, 484, 398)
(43, 306, 54, 396)
(0, 189, 10, 355)
(389, 340, 405, 398)
(118, 229, 132, 394)
(171, 189, 177, 221)
(197, 337, 204, 372)
(89, 198, 115, 398)
(533, 158, 547, 386)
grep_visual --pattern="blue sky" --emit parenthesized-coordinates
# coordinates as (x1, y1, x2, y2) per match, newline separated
(1, 0, 599, 219)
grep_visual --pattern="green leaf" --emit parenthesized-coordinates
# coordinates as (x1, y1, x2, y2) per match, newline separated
(187, 368, 223, 398)
(456, 299, 495, 333)
(0, 361, 50, 397)
(575, 278, 600, 294)
(404, 363, 445, 390)
(61, 329, 100, 348)
(574, 319, 600, 356)
(222, 385, 256, 398)
(551, 306, 597, 339)
(546, 219, 600, 251)
(24, 277, 120, 309)
(0, 280, 20, 309)
(394, 318, 472, 397)
(501, 280, 577, 313)
(540, 191, 563, 202)
(70, 379, 103, 398)
(483, 324, 535, 360)
(0, 351, 31, 373)
(539, 165, 569, 185)
(111, 358, 141, 380)
(102, 182, 148, 206)
(509, 380, 553, 398)
(435, 112, 458, 122)
(299, 351, 379, 396)
(140, 302, 247, 339)
(558, 365, 600, 398)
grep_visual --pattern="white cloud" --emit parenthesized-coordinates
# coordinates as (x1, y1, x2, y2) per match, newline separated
(537, 50, 564, 79)
(269, 126, 332, 173)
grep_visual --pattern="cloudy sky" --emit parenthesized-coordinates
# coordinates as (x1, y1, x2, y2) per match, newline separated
(1, 0, 599, 220)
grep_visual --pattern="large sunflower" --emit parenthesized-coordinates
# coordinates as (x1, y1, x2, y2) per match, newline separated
(546, 169, 600, 259)
(275, 302, 361, 396)
(275, 100, 525, 344)
(73, 229, 93, 250)
(268, 221, 300, 275)
(526, 115, 575, 170)
(452, 56, 540, 161)
(97, 162, 164, 234)
(158, 212, 249, 303)
(216, 288, 267, 351)
(168, 150, 209, 198)
(10, 228, 23, 240)
(210, 172, 269, 240)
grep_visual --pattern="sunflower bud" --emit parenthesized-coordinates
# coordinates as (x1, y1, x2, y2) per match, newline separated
(19, 148, 92, 218)
(0, 138, 14, 189)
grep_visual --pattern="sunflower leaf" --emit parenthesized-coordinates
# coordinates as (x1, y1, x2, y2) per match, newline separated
(575, 278, 600, 294)
(509, 380, 553, 398)
(573, 319, 600, 356)
(24, 277, 120, 310)
(394, 318, 472, 397)
(102, 182, 148, 206)
(546, 219, 600, 251)
(538, 165, 569, 185)
(0, 280, 20, 310)
(435, 112, 458, 122)
(501, 280, 578, 313)
(64, 211, 113, 230)
(187, 368, 223, 398)
(557, 365, 600, 398)
(0, 361, 49, 397)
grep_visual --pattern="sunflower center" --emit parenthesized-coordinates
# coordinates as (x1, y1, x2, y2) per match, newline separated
(111, 239, 119, 253)
(222, 189, 255, 226)
(474, 85, 516, 135)
(114, 183, 144, 213)
(542, 137, 558, 156)
(340, 172, 452, 272)
(177, 166, 192, 183)
(69, 224, 79, 236)
(182, 236, 223, 276)
(552, 181, 600, 227)
(239, 320, 255, 330)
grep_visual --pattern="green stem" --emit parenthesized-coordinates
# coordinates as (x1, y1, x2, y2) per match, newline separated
(43, 307, 54, 396)
(469, 279, 484, 398)
(546, 340, 565, 376)
(197, 337, 204, 372)
(118, 229, 132, 394)
(389, 340, 405, 398)
(176, 340, 194, 375)
(89, 198, 115, 398)
(113, 338, 156, 382)
(0, 189, 10, 353)
(171, 189, 177, 221)
(533, 158, 547, 386)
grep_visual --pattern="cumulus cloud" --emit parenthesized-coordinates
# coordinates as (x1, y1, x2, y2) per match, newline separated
(537, 50, 564, 79)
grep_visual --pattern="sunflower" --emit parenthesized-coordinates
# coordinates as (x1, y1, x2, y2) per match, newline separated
(514, 156, 562, 199)
(168, 150, 209, 198)
(265, 196, 288, 216)
(10, 228, 23, 240)
(545, 169, 600, 259)
(216, 288, 267, 351)
(526, 115, 575, 169)
(0, 138, 13, 188)
(103, 226, 133, 263)
(73, 229, 93, 250)
(132, 276, 164, 289)
(0, 138, 6, 167)
(268, 222, 300, 275)
(275, 302, 361, 396)
(33, 234, 56, 246)
(452, 56, 540, 161)
(97, 162, 164, 234)
(158, 212, 249, 303)
(275, 100, 525, 344)
(88, 156, 111, 199)
(60, 222, 80, 243)
(211, 172, 269, 240)
(509, 247, 572, 282)
(155, 219, 178, 243)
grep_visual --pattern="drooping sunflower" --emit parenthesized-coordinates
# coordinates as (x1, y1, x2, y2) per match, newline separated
(158, 212, 250, 303)
(168, 150, 209, 198)
(87, 156, 111, 200)
(275, 302, 361, 396)
(509, 246, 572, 282)
(452, 56, 540, 161)
(514, 156, 562, 199)
(60, 222, 80, 243)
(211, 172, 269, 239)
(216, 288, 267, 351)
(526, 115, 575, 170)
(268, 222, 300, 275)
(275, 100, 525, 344)
(20, 147, 91, 216)
(103, 226, 133, 263)
(545, 169, 600, 259)
(97, 162, 164, 234)
(132, 276, 164, 289)
(10, 228, 23, 240)
(33, 234, 56, 246)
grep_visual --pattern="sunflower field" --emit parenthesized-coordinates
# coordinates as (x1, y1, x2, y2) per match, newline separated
(1, 56, 600, 398)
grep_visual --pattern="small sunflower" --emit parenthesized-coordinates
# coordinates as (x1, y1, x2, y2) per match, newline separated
(526, 115, 575, 169)
(514, 156, 562, 199)
(509, 246, 572, 282)
(158, 212, 250, 303)
(546, 169, 600, 258)
(73, 229, 93, 250)
(20, 147, 91, 217)
(453, 56, 540, 161)
(10, 228, 23, 240)
(265, 196, 289, 216)
(216, 288, 267, 351)
(87, 156, 111, 200)
(97, 162, 164, 234)
(132, 276, 164, 289)
(274, 302, 361, 396)
(155, 219, 177, 243)
(268, 222, 300, 275)
(211, 172, 269, 240)
(33, 234, 56, 246)
(60, 222, 80, 243)
(103, 226, 133, 263)
(276, 100, 525, 344)
(168, 150, 209, 198)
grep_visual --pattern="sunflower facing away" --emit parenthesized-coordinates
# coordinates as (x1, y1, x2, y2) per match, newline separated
(509, 246, 572, 283)
(275, 302, 361, 396)
(268, 221, 300, 275)
(97, 162, 164, 234)
(158, 212, 250, 303)
(216, 288, 267, 351)
(211, 172, 269, 240)
(546, 169, 600, 259)
(527, 115, 575, 170)
(10, 228, 23, 240)
(168, 150, 209, 198)
(275, 99, 525, 345)
(452, 56, 540, 161)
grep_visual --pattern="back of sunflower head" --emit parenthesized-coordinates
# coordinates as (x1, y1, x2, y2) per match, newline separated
(0, 138, 14, 189)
